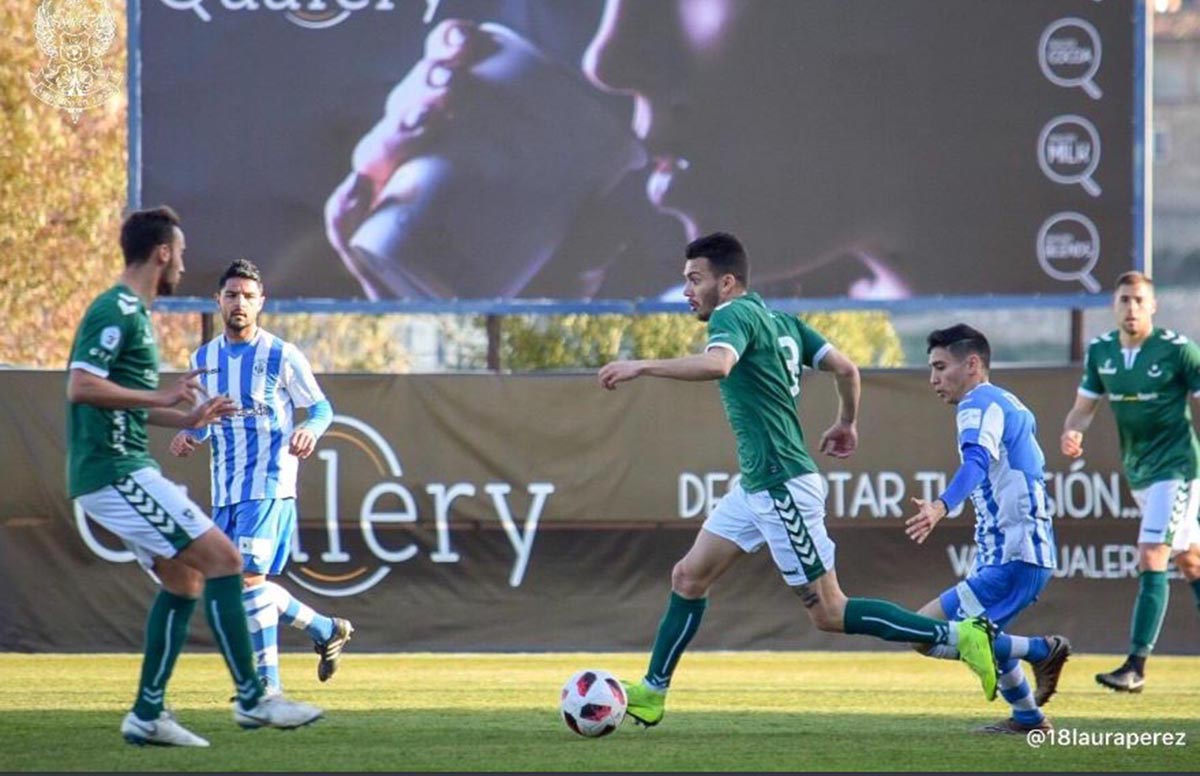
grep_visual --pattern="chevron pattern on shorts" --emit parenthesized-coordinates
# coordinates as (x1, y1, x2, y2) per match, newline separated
(1164, 481, 1191, 545)
(770, 486, 826, 580)
(115, 476, 186, 547)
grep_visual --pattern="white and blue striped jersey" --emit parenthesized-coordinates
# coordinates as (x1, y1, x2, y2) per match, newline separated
(955, 383, 1056, 571)
(189, 330, 326, 507)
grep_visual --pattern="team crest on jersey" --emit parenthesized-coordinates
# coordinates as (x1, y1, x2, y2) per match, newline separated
(253, 359, 268, 376)
(1147, 364, 1163, 378)
(1098, 358, 1117, 375)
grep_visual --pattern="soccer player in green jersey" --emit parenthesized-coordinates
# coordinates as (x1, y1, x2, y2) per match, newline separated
(67, 207, 324, 746)
(1061, 271, 1200, 693)
(598, 232, 1001, 727)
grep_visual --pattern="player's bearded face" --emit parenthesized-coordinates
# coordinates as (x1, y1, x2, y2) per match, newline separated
(683, 259, 722, 321)
(219, 278, 263, 333)
(1114, 283, 1155, 336)
(156, 232, 185, 296)
(695, 283, 720, 321)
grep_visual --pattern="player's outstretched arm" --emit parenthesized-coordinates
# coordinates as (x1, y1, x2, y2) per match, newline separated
(598, 348, 735, 390)
(67, 367, 205, 411)
(816, 348, 860, 458)
(1061, 394, 1099, 458)
(149, 396, 238, 430)
(906, 442, 987, 543)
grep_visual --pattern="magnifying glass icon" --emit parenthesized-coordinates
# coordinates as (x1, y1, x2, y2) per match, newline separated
(1037, 212, 1102, 293)
(1038, 115, 1101, 197)
(1039, 18, 1103, 100)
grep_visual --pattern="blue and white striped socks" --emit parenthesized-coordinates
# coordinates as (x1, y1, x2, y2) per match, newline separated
(242, 583, 280, 689)
(994, 633, 1051, 663)
(922, 628, 1049, 724)
(998, 658, 1044, 725)
(265, 581, 335, 644)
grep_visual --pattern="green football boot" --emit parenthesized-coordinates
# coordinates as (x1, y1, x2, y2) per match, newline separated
(621, 680, 666, 727)
(956, 616, 999, 702)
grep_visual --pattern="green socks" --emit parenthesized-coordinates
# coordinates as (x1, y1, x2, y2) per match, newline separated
(644, 593, 707, 690)
(132, 590, 196, 720)
(843, 598, 950, 645)
(1130, 570, 1169, 658)
(204, 575, 265, 709)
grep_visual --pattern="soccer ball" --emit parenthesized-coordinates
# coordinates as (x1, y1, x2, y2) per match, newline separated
(560, 668, 627, 737)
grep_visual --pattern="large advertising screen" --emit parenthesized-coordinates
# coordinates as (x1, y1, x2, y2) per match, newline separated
(138, 0, 1144, 304)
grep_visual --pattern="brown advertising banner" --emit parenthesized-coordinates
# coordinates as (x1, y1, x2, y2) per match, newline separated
(137, 0, 1140, 302)
(2, 368, 1196, 654)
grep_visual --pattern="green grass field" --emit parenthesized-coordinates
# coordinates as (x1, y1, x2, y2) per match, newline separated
(1, 652, 1197, 772)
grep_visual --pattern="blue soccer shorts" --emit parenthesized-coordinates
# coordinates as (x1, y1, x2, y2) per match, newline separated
(213, 498, 297, 575)
(938, 560, 1053, 630)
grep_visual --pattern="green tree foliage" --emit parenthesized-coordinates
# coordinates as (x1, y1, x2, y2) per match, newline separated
(500, 314, 630, 371)
(496, 309, 903, 370)
(263, 314, 411, 373)
(800, 311, 904, 367)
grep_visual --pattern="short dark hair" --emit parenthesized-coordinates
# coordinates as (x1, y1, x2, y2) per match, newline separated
(120, 206, 181, 266)
(1114, 271, 1153, 291)
(686, 232, 749, 286)
(926, 323, 991, 369)
(218, 259, 264, 291)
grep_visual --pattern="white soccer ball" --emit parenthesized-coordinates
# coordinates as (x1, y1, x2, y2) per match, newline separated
(560, 668, 627, 737)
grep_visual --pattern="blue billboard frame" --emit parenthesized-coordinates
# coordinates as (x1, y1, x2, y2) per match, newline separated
(129, 0, 1149, 317)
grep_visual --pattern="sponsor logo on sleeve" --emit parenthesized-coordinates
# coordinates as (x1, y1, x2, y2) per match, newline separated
(100, 325, 121, 351)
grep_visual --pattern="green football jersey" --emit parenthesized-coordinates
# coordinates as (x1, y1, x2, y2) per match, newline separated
(706, 293, 829, 492)
(1080, 327, 1200, 489)
(66, 284, 161, 498)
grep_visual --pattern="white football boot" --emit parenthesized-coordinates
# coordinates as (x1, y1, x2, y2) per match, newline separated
(233, 690, 324, 730)
(121, 710, 211, 747)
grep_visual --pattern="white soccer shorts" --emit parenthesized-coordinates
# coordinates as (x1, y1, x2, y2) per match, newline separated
(75, 467, 214, 569)
(702, 472, 836, 586)
(1132, 478, 1200, 554)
